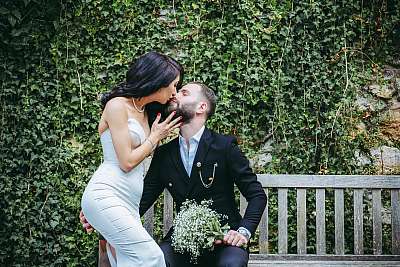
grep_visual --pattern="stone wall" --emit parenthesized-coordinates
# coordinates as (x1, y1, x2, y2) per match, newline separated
(251, 64, 400, 174)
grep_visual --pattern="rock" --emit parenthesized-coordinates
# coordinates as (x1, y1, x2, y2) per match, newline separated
(355, 96, 371, 111)
(361, 85, 370, 92)
(390, 58, 400, 66)
(379, 110, 400, 141)
(354, 150, 372, 166)
(355, 95, 386, 112)
(250, 139, 274, 168)
(390, 99, 400, 110)
(249, 158, 255, 168)
(388, 109, 400, 121)
(356, 122, 366, 131)
(384, 70, 394, 80)
(383, 66, 400, 80)
(159, 9, 170, 16)
(368, 84, 380, 92)
(249, 154, 272, 169)
(370, 146, 400, 173)
(382, 207, 391, 225)
(256, 153, 273, 167)
(261, 139, 274, 152)
(370, 84, 395, 99)
(352, 122, 366, 139)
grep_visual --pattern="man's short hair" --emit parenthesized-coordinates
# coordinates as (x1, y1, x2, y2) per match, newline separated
(189, 82, 217, 119)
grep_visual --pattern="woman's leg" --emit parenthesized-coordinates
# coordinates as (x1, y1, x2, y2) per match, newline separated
(106, 242, 117, 267)
(83, 195, 165, 267)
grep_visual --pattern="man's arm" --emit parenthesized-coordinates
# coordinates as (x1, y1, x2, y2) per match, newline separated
(227, 138, 267, 236)
(139, 147, 165, 216)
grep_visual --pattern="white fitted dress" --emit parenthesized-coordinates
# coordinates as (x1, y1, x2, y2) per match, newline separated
(81, 118, 165, 267)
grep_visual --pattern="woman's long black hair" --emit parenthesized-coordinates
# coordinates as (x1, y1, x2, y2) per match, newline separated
(101, 51, 183, 125)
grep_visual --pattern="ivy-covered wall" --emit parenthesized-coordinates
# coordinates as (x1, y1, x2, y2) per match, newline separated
(1, 0, 399, 266)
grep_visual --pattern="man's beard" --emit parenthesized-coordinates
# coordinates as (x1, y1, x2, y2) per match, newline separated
(166, 101, 196, 124)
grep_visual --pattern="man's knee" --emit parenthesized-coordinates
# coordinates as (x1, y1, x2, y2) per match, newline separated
(216, 247, 248, 267)
(217, 257, 247, 267)
(159, 241, 179, 267)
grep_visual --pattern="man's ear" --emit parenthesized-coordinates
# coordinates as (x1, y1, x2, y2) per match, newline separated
(197, 101, 208, 115)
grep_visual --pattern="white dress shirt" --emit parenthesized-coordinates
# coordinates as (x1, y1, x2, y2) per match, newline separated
(178, 126, 205, 176)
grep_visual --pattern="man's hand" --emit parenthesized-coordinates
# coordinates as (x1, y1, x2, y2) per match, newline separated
(214, 230, 248, 247)
(79, 210, 94, 233)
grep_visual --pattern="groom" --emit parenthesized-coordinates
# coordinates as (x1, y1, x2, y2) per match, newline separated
(81, 82, 267, 267)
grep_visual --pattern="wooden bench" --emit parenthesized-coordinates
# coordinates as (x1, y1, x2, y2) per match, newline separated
(99, 175, 400, 266)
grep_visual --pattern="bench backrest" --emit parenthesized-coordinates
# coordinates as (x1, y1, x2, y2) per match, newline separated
(143, 175, 400, 258)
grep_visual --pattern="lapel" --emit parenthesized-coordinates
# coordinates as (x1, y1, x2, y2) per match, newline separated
(188, 128, 213, 191)
(169, 138, 190, 183)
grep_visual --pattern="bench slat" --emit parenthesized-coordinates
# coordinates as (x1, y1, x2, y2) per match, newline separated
(248, 259, 400, 267)
(163, 189, 173, 236)
(335, 189, 344, 255)
(249, 254, 400, 266)
(257, 175, 400, 189)
(240, 194, 247, 216)
(297, 189, 307, 254)
(249, 254, 400, 261)
(392, 189, 400, 254)
(316, 188, 326, 255)
(278, 188, 288, 254)
(259, 188, 269, 254)
(354, 189, 363, 255)
(372, 189, 382, 255)
(143, 204, 154, 237)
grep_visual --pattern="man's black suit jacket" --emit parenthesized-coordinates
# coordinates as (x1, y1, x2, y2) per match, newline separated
(139, 128, 267, 237)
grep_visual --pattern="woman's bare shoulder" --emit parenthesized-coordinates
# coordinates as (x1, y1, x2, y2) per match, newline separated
(105, 97, 129, 112)
(104, 97, 130, 120)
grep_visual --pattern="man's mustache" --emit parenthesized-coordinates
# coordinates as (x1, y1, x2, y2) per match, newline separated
(166, 98, 178, 111)
(164, 99, 179, 118)
(167, 97, 178, 105)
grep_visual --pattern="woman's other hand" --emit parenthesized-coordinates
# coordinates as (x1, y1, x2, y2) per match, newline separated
(148, 111, 182, 144)
(79, 210, 94, 233)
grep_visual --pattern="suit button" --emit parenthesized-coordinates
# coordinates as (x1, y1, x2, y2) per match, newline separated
(168, 182, 172, 187)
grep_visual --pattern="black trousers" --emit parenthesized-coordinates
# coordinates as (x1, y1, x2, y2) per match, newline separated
(159, 239, 249, 267)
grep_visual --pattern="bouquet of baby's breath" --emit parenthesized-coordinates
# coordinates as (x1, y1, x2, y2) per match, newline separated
(171, 199, 230, 263)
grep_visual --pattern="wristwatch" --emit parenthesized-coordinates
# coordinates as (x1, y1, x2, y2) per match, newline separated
(237, 227, 251, 241)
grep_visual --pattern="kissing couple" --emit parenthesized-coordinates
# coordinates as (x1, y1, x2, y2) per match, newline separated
(80, 51, 267, 267)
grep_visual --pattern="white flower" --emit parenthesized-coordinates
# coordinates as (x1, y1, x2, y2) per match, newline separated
(171, 199, 230, 263)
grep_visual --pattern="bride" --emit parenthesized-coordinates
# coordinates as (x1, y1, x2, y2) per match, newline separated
(81, 51, 183, 267)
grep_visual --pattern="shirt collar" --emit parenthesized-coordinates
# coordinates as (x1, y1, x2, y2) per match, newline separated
(179, 125, 205, 144)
